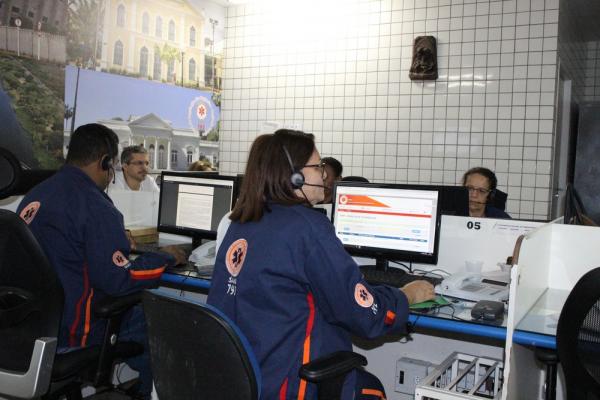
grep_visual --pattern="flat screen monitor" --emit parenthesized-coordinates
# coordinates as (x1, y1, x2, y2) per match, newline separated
(331, 182, 442, 269)
(439, 186, 469, 216)
(158, 172, 239, 247)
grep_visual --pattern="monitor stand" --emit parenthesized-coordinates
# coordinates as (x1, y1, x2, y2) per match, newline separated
(360, 257, 390, 273)
(192, 235, 204, 250)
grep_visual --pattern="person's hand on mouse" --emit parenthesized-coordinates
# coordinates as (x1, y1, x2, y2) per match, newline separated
(159, 245, 188, 266)
(400, 280, 435, 304)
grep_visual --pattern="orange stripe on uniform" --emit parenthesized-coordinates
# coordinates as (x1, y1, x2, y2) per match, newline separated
(361, 388, 386, 399)
(279, 378, 288, 400)
(129, 266, 166, 280)
(69, 262, 90, 347)
(384, 310, 396, 325)
(80, 288, 94, 347)
(297, 292, 315, 400)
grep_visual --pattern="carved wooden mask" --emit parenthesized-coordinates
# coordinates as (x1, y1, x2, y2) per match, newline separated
(409, 36, 438, 81)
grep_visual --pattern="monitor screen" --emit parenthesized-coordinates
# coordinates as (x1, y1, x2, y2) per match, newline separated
(331, 182, 442, 266)
(439, 185, 469, 216)
(158, 172, 238, 245)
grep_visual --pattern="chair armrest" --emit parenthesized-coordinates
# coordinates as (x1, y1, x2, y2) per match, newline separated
(93, 292, 141, 319)
(299, 351, 367, 383)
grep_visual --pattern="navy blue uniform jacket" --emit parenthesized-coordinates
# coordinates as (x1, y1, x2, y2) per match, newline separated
(17, 165, 173, 348)
(207, 204, 410, 399)
(485, 205, 511, 219)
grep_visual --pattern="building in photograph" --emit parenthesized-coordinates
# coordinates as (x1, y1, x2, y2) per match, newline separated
(99, 0, 221, 89)
(0, 0, 67, 33)
(64, 113, 219, 171)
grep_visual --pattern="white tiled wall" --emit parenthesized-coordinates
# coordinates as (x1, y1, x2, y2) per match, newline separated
(219, 0, 560, 220)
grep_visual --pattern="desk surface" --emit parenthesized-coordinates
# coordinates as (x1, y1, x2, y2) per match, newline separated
(160, 273, 557, 349)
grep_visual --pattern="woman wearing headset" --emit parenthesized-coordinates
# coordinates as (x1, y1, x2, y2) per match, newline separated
(462, 167, 511, 219)
(207, 129, 434, 399)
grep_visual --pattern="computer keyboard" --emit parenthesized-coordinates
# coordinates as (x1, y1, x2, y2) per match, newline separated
(166, 261, 198, 275)
(360, 266, 442, 288)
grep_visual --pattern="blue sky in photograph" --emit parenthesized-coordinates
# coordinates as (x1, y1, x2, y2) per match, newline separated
(64, 65, 219, 132)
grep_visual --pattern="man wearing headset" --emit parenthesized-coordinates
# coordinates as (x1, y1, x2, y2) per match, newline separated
(17, 123, 185, 399)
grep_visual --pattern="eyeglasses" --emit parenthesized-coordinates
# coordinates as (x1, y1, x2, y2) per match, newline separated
(303, 161, 327, 179)
(466, 186, 491, 195)
(128, 160, 150, 167)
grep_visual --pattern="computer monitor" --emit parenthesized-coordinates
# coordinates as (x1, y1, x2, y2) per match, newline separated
(331, 182, 442, 270)
(439, 186, 469, 216)
(158, 172, 239, 248)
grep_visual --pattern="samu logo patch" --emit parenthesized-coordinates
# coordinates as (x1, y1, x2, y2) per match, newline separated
(225, 239, 247, 277)
(354, 283, 374, 308)
(112, 250, 130, 268)
(20, 202, 40, 225)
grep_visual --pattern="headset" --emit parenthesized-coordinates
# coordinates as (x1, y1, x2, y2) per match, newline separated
(99, 130, 117, 185)
(282, 144, 305, 189)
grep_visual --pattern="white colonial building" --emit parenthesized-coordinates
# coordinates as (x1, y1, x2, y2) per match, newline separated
(64, 113, 218, 171)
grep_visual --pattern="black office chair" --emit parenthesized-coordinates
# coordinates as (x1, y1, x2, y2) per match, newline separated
(490, 188, 508, 211)
(0, 147, 56, 199)
(556, 267, 600, 399)
(0, 147, 21, 199)
(0, 209, 143, 399)
(142, 289, 368, 400)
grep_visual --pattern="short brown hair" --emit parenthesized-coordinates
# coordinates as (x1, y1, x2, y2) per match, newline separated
(230, 129, 315, 223)
(121, 145, 148, 165)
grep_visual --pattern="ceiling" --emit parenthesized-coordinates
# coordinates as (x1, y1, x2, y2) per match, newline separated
(209, 0, 600, 42)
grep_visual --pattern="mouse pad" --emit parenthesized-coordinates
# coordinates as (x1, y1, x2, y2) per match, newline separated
(410, 295, 450, 310)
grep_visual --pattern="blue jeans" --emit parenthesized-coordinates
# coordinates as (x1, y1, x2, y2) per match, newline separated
(118, 305, 153, 399)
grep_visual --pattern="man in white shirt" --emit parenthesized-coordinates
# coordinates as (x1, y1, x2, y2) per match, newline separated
(110, 145, 159, 193)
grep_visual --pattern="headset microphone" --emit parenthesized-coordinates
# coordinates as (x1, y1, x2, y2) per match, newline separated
(303, 182, 327, 189)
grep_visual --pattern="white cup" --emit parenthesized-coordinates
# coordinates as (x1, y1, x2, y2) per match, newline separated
(465, 260, 483, 274)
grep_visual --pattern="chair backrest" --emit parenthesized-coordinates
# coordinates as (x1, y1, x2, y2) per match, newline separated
(557, 267, 600, 399)
(490, 188, 508, 211)
(0, 209, 64, 398)
(142, 289, 261, 400)
(0, 147, 21, 199)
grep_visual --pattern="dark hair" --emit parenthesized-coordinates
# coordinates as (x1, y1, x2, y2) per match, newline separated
(321, 157, 343, 178)
(230, 129, 315, 223)
(66, 123, 118, 166)
(121, 145, 148, 165)
(341, 176, 369, 183)
(462, 167, 498, 200)
(188, 160, 215, 171)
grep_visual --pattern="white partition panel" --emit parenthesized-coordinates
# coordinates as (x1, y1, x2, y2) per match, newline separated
(548, 224, 600, 290)
(108, 190, 159, 228)
(431, 216, 543, 274)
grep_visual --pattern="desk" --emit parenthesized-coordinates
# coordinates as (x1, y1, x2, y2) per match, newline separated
(160, 272, 557, 349)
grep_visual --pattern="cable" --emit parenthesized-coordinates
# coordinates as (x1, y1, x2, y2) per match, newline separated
(298, 186, 312, 205)
(411, 269, 446, 280)
(388, 261, 411, 272)
(173, 267, 195, 297)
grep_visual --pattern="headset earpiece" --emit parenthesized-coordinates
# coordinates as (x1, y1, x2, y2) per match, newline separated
(281, 145, 304, 189)
(101, 155, 112, 171)
(290, 171, 305, 189)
